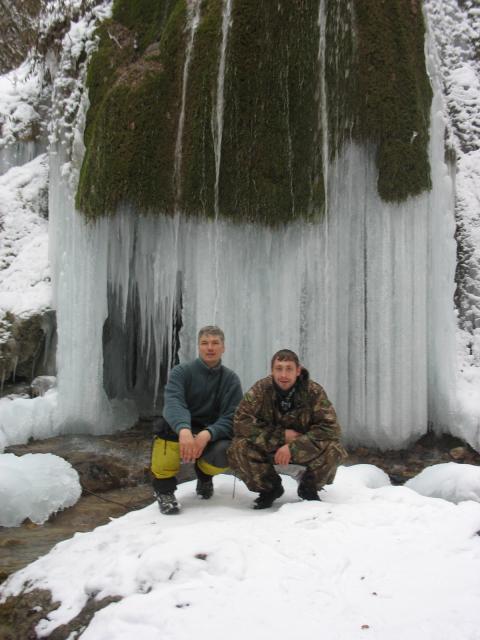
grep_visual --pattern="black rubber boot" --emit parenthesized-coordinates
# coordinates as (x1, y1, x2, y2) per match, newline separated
(195, 463, 214, 499)
(297, 469, 321, 501)
(253, 482, 285, 510)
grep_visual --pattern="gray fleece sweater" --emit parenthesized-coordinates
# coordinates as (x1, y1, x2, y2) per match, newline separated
(163, 358, 243, 441)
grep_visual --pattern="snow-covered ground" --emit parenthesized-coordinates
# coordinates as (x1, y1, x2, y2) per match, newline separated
(1, 467, 480, 639)
(0, 451, 81, 527)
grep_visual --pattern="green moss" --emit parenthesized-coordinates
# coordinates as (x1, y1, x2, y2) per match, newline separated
(220, 1, 321, 225)
(112, 0, 178, 53)
(76, 1, 187, 218)
(180, 0, 223, 217)
(77, 0, 432, 223)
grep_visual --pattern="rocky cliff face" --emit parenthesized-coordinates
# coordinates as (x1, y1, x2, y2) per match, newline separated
(0, 0, 41, 74)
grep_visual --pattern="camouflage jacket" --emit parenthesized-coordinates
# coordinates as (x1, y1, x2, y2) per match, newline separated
(233, 369, 342, 456)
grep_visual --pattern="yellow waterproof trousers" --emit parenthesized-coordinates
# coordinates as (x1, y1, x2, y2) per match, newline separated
(151, 437, 229, 479)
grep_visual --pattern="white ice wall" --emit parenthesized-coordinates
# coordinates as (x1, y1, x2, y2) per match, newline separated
(102, 141, 434, 450)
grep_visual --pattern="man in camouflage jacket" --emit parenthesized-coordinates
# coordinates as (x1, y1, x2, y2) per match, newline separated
(228, 349, 347, 509)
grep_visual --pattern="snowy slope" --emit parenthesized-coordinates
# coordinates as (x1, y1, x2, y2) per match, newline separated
(2, 471, 480, 639)
(0, 154, 50, 318)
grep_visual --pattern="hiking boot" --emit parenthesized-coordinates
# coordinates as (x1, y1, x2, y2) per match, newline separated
(253, 483, 284, 510)
(196, 476, 214, 499)
(297, 483, 320, 501)
(156, 492, 180, 515)
(194, 462, 214, 499)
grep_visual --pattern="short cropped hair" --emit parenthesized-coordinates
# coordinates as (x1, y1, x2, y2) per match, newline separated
(198, 325, 225, 343)
(271, 349, 300, 368)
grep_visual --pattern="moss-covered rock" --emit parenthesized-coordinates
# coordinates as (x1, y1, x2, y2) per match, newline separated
(76, 0, 187, 218)
(77, 0, 432, 224)
(326, 0, 432, 201)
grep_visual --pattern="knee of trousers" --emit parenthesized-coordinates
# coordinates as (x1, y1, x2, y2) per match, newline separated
(151, 437, 180, 479)
(226, 438, 249, 468)
(197, 458, 229, 476)
(227, 438, 271, 469)
(199, 438, 230, 474)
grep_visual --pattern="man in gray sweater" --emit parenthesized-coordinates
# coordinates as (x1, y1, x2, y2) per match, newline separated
(151, 326, 243, 514)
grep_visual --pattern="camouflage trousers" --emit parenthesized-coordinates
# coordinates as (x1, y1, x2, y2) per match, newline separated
(228, 437, 348, 493)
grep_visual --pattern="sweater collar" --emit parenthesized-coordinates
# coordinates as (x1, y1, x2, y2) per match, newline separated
(196, 357, 222, 373)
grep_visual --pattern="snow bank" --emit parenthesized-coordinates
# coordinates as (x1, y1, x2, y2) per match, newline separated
(0, 452, 81, 526)
(406, 462, 480, 503)
(333, 463, 391, 489)
(2, 472, 480, 639)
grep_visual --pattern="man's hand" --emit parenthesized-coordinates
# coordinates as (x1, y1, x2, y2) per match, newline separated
(193, 430, 212, 458)
(179, 428, 196, 462)
(284, 429, 301, 444)
(274, 444, 291, 465)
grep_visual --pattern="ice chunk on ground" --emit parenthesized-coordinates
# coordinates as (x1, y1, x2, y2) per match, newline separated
(0, 390, 58, 452)
(405, 462, 480, 503)
(0, 452, 81, 526)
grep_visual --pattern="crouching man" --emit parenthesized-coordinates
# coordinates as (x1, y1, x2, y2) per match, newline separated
(151, 326, 243, 514)
(228, 349, 347, 509)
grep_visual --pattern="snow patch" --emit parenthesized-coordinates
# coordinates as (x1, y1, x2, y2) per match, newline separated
(406, 462, 480, 504)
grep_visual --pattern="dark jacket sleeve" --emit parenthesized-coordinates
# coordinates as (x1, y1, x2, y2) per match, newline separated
(233, 380, 285, 453)
(163, 365, 192, 434)
(289, 383, 342, 456)
(207, 371, 243, 441)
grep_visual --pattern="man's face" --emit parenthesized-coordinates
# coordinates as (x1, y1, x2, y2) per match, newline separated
(271, 358, 301, 391)
(198, 333, 225, 367)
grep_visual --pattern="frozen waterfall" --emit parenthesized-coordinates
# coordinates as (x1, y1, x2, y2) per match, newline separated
(92, 134, 452, 450)
(42, 109, 458, 449)
(2, 0, 479, 455)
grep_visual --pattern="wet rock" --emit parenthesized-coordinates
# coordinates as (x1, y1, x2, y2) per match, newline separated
(0, 310, 56, 385)
(0, 382, 30, 400)
(449, 446, 468, 461)
(346, 433, 480, 484)
(30, 376, 56, 397)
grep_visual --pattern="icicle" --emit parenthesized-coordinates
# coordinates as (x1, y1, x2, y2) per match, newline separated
(423, 2, 472, 443)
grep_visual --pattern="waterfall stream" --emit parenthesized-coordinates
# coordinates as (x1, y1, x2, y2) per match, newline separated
(173, 0, 202, 209)
(212, 0, 233, 323)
